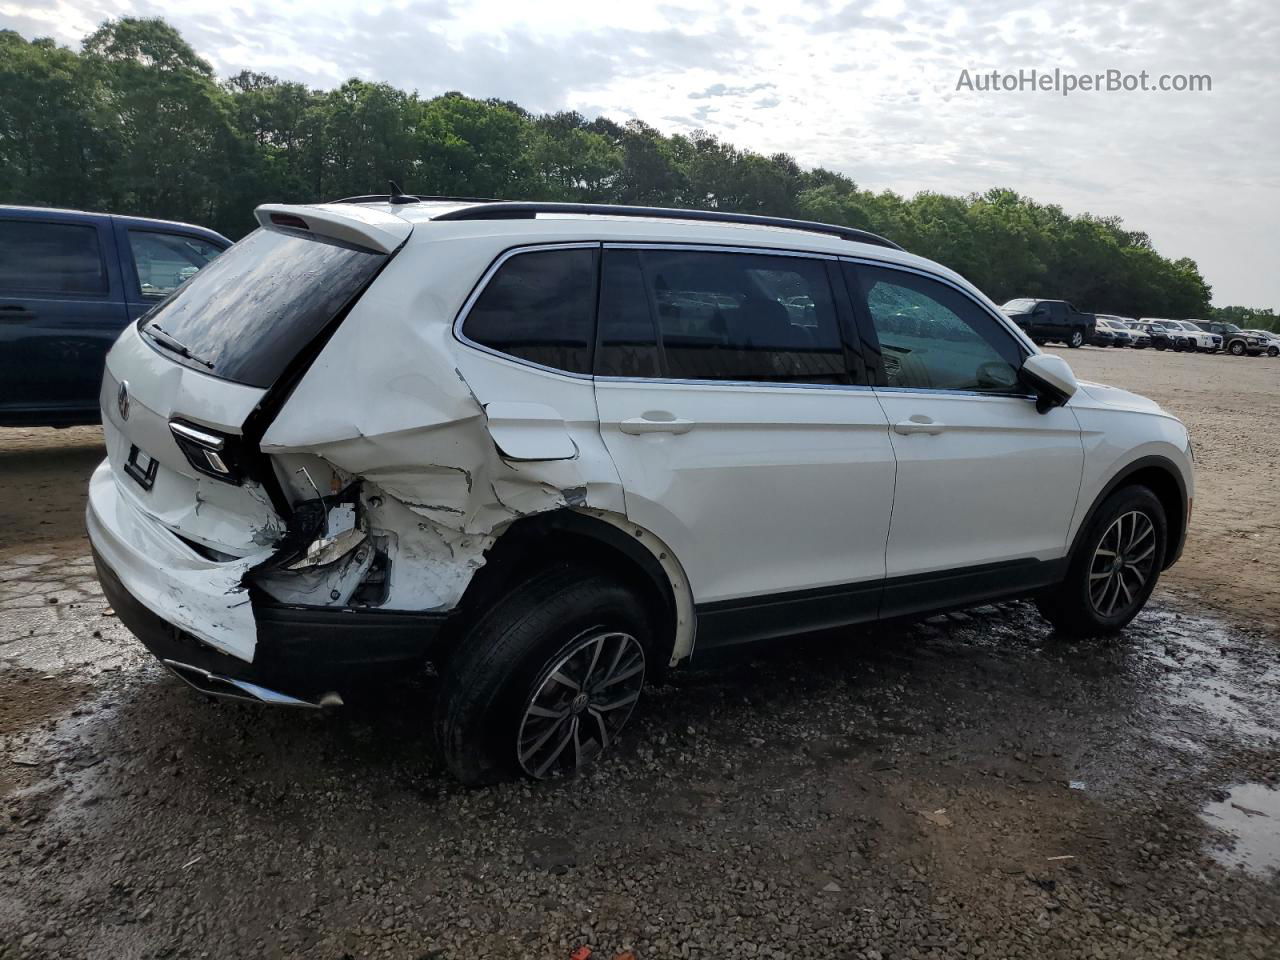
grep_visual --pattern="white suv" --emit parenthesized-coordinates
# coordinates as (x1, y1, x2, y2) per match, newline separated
(87, 198, 1193, 783)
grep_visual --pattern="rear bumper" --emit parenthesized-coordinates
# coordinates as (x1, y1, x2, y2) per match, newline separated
(87, 459, 449, 700)
(93, 546, 448, 698)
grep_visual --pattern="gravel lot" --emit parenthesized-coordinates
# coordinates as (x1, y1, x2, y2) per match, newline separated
(1, 346, 1278, 960)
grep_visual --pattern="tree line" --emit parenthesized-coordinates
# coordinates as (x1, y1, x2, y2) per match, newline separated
(1, 17, 1272, 328)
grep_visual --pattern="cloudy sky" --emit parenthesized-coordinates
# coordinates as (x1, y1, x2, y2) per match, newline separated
(6, 0, 1279, 308)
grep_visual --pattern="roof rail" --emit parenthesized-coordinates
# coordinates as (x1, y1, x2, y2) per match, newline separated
(330, 194, 502, 205)
(430, 201, 903, 250)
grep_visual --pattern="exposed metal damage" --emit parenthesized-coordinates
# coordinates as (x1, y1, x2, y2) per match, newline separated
(234, 363, 602, 641)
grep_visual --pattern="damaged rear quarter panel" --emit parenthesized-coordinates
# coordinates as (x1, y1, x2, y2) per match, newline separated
(256, 233, 627, 613)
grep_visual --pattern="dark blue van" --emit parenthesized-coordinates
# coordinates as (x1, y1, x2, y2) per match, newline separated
(0, 206, 230, 427)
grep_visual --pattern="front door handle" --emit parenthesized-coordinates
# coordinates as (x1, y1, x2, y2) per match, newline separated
(894, 415, 946, 436)
(620, 414, 695, 435)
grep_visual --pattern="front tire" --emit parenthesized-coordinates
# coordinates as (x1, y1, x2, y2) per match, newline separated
(1036, 485, 1167, 636)
(433, 567, 653, 785)
(1229, 341, 1246, 356)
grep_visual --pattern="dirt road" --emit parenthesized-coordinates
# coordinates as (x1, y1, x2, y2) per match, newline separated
(1, 347, 1277, 960)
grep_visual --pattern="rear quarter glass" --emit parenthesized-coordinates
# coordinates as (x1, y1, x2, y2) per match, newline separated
(137, 228, 387, 388)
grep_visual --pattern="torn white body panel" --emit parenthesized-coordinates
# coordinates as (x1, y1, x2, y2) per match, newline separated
(86, 461, 269, 661)
(253, 236, 629, 613)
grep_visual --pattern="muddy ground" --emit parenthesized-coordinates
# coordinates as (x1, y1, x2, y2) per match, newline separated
(1, 346, 1277, 960)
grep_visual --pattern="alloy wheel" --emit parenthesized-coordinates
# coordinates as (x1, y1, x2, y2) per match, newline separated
(1088, 510, 1157, 618)
(516, 629, 645, 778)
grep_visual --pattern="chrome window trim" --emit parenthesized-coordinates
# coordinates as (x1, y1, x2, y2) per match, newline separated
(602, 241, 838, 261)
(594, 375, 875, 393)
(874, 386, 1039, 402)
(452, 241, 600, 381)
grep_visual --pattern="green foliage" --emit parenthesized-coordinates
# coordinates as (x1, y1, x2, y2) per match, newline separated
(0, 17, 1246, 318)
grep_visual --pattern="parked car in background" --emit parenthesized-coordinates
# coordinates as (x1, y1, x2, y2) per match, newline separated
(1001, 298, 1096, 348)
(1139, 319, 1197, 352)
(1096, 316, 1151, 348)
(1167, 320, 1220, 353)
(86, 197, 1193, 784)
(1088, 322, 1118, 347)
(0, 206, 229, 427)
(1193, 321, 1268, 357)
(1094, 317, 1135, 347)
(1242, 329, 1280, 357)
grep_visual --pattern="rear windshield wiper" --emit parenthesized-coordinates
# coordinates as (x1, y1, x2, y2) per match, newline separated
(143, 323, 215, 370)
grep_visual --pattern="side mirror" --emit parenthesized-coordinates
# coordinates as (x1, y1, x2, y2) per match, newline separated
(1021, 353, 1078, 414)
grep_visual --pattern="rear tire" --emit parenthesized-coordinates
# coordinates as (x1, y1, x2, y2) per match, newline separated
(1067, 329, 1084, 348)
(1268, 346, 1278, 358)
(1036, 485, 1167, 637)
(433, 566, 653, 785)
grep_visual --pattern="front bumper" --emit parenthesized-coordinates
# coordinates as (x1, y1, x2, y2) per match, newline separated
(88, 460, 449, 701)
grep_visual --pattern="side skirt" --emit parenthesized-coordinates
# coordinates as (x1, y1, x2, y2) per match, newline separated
(693, 558, 1066, 650)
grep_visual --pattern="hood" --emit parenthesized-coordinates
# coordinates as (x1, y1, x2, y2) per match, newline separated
(1075, 379, 1165, 415)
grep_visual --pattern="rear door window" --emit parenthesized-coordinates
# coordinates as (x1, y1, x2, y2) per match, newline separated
(139, 227, 387, 388)
(127, 231, 222, 299)
(597, 248, 849, 385)
(0, 219, 107, 295)
(461, 247, 598, 375)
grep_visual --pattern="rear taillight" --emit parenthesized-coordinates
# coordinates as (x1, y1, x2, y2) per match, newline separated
(170, 421, 244, 484)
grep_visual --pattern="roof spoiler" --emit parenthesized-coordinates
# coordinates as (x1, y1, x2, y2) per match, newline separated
(254, 203, 412, 254)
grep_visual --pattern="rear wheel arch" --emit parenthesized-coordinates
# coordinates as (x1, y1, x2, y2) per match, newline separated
(445, 509, 693, 670)
(1071, 457, 1187, 572)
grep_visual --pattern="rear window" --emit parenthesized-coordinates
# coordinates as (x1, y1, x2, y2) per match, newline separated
(461, 247, 598, 375)
(139, 228, 387, 388)
(0, 219, 107, 295)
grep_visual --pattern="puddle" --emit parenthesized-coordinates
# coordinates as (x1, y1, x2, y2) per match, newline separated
(1140, 607, 1280, 747)
(1200, 782, 1280, 877)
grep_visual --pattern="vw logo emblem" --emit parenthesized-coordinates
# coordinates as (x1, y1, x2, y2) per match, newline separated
(117, 380, 130, 421)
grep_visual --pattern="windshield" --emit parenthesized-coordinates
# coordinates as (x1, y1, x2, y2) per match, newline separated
(140, 228, 388, 388)
(1221, 323, 1242, 334)
(1001, 299, 1037, 311)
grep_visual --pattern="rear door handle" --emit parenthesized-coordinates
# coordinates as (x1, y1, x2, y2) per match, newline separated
(620, 414, 695, 435)
(894, 415, 946, 436)
(0, 305, 36, 321)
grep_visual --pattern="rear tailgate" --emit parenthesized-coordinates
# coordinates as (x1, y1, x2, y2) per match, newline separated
(92, 204, 411, 659)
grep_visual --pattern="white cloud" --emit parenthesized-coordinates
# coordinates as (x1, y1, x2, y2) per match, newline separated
(4, 0, 1278, 307)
